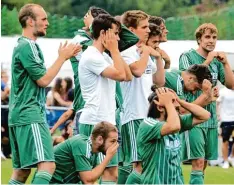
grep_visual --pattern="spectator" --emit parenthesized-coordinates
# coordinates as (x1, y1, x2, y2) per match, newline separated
(217, 86, 234, 168)
(46, 77, 72, 107)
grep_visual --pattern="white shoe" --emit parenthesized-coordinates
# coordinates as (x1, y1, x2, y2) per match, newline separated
(1, 151, 6, 161)
(222, 161, 230, 169)
(228, 156, 234, 167)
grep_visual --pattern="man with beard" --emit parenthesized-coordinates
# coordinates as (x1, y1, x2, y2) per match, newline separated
(50, 122, 119, 184)
(179, 23, 234, 184)
(8, 4, 81, 184)
(138, 87, 210, 184)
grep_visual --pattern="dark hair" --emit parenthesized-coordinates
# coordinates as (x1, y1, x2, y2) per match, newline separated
(147, 85, 161, 119)
(149, 16, 165, 26)
(52, 77, 63, 106)
(149, 23, 161, 38)
(18, 4, 42, 28)
(92, 14, 121, 39)
(89, 6, 110, 18)
(187, 64, 212, 84)
(64, 77, 73, 92)
(92, 121, 118, 140)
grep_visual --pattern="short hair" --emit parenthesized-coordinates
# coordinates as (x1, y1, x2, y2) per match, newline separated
(149, 16, 165, 26)
(149, 23, 161, 38)
(92, 14, 121, 39)
(147, 85, 161, 119)
(89, 6, 110, 18)
(121, 10, 149, 29)
(18, 4, 42, 28)
(64, 77, 73, 92)
(187, 64, 212, 84)
(92, 122, 118, 140)
(195, 23, 218, 42)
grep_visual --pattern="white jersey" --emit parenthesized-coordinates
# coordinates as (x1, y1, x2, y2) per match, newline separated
(217, 87, 234, 122)
(79, 46, 116, 125)
(120, 45, 157, 124)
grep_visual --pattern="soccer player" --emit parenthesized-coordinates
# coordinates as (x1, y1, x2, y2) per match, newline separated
(78, 14, 132, 183)
(165, 64, 212, 102)
(138, 87, 210, 184)
(120, 10, 165, 184)
(70, 6, 138, 135)
(8, 4, 80, 184)
(50, 122, 119, 184)
(179, 23, 234, 184)
(149, 16, 170, 69)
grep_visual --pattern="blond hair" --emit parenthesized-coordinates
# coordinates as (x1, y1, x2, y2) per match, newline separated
(121, 10, 149, 28)
(195, 23, 218, 42)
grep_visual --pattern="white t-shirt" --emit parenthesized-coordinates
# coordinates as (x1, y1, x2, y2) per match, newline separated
(217, 87, 234, 122)
(78, 46, 116, 125)
(120, 45, 157, 124)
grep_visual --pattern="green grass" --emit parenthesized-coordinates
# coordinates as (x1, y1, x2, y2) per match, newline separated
(1, 159, 234, 184)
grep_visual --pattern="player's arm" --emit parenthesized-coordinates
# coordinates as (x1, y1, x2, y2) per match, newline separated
(155, 88, 181, 136)
(101, 29, 129, 81)
(217, 52, 234, 89)
(79, 143, 118, 184)
(36, 42, 81, 87)
(127, 43, 151, 77)
(157, 48, 170, 69)
(177, 98, 210, 126)
(151, 48, 165, 87)
(50, 109, 74, 134)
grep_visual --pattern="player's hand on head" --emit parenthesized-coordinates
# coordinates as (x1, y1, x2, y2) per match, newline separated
(201, 79, 212, 95)
(155, 87, 175, 106)
(102, 29, 118, 52)
(106, 142, 119, 158)
(58, 41, 82, 61)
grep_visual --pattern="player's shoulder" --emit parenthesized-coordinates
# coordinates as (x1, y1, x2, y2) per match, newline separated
(143, 117, 162, 127)
(72, 30, 91, 44)
(121, 44, 138, 55)
(180, 48, 195, 57)
(15, 37, 35, 54)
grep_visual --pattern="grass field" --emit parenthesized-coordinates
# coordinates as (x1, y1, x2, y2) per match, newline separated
(1, 159, 234, 184)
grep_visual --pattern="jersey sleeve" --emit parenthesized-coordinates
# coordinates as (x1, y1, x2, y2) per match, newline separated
(179, 54, 192, 71)
(19, 43, 46, 81)
(179, 114, 193, 133)
(139, 118, 164, 143)
(121, 48, 138, 65)
(118, 24, 139, 52)
(85, 55, 110, 75)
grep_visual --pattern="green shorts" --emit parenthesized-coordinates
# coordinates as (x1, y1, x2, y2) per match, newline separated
(181, 127, 218, 161)
(120, 119, 143, 165)
(79, 123, 118, 167)
(9, 123, 54, 169)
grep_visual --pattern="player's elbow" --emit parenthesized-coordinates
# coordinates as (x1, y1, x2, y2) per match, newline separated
(131, 69, 144, 78)
(82, 176, 95, 184)
(36, 78, 49, 87)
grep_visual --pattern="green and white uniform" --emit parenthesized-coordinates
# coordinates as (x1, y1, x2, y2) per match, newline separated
(9, 36, 54, 168)
(50, 135, 98, 184)
(165, 69, 186, 100)
(179, 48, 225, 160)
(120, 45, 157, 165)
(138, 114, 193, 184)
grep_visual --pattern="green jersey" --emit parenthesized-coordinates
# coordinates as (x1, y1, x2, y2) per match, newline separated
(9, 36, 46, 126)
(165, 70, 186, 100)
(51, 135, 98, 184)
(179, 48, 225, 128)
(70, 30, 92, 112)
(138, 114, 193, 184)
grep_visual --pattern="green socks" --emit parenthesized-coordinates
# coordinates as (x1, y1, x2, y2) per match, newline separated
(189, 170, 204, 184)
(31, 170, 52, 184)
(125, 169, 141, 184)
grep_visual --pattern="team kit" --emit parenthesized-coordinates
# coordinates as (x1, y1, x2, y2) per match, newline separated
(7, 3, 234, 185)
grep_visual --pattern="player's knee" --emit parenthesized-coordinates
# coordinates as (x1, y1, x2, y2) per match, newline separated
(37, 161, 56, 174)
(103, 166, 118, 182)
(12, 169, 31, 182)
(192, 158, 205, 170)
